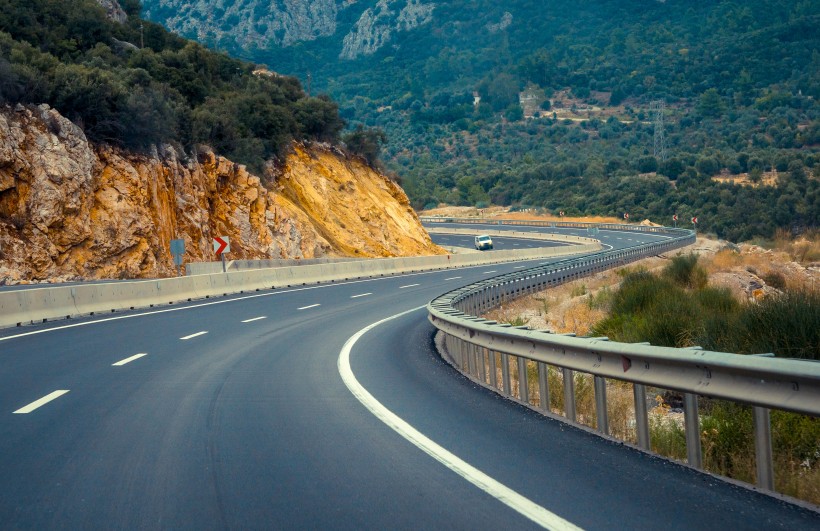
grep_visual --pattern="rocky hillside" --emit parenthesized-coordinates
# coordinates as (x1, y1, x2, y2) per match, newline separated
(141, 0, 434, 60)
(0, 104, 441, 283)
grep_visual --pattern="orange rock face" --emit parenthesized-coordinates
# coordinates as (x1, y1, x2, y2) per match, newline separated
(0, 104, 441, 282)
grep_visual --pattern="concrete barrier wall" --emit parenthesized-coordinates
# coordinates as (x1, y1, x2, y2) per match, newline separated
(0, 241, 600, 329)
(188, 229, 593, 275)
(186, 257, 369, 276)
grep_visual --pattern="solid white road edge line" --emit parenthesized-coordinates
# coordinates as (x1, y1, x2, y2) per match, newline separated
(13, 390, 70, 414)
(337, 307, 583, 531)
(112, 353, 147, 366)
(180, 331, 208, 340)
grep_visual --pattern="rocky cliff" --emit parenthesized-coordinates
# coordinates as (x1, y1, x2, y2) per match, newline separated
(0, 104, 441, 283)
(340, 0, 435, 59)
(141, 0, 435, 60)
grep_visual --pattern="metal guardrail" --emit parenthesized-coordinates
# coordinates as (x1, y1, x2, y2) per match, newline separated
(426, 220, 820, 494)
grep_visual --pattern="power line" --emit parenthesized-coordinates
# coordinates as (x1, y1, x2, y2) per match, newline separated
(650, 100, 667, 162)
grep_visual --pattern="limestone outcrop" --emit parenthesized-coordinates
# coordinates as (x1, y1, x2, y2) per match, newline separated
(340, 0, 435, 59)
(96, 0, 128, 23)
(143, 0, 340, 48)
(0, 104, 441, 283)
(140, 0, 435, 60)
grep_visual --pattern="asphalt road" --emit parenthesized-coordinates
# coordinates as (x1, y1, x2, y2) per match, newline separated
(430, 233, 570, 250)
(0, 228, 817, 529)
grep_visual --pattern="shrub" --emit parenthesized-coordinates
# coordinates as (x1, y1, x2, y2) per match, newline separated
(663, 253, 708, 290)
(761, 270, 787, 290)
(506, 316, 529, 327)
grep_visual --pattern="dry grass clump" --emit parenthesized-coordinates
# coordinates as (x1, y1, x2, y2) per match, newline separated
(769, 228, 820, 264)
(702, 236, 820, 299)
(707, 248, 745, 271)
(485, 269, 655, 335)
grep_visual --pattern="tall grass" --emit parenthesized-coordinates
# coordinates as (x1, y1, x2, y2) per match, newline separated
(726, 290, 820, 360)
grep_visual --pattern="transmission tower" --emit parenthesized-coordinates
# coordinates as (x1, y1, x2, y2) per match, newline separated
(650, 100, 667, 162)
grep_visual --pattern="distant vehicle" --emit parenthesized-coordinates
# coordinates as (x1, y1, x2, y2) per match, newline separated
(474, 234, 493, 250)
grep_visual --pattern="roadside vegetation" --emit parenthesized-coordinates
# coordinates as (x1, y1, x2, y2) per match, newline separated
(590, 253, 819, 359)
(484, 235, 820, 504)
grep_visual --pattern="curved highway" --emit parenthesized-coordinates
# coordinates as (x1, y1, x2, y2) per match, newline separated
(0, 227, 816, 529)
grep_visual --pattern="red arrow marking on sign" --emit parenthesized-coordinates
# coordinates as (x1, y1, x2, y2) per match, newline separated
(214, 236, 228, 255)
(621, 355, 632, 372)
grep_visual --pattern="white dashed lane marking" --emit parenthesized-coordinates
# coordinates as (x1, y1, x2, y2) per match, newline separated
(13, 390, 70, 414)
(112, 353, 147, 366)
(180, 331, 208, 340)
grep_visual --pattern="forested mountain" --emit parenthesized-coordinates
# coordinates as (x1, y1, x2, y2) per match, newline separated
(124, 2, 820, 238)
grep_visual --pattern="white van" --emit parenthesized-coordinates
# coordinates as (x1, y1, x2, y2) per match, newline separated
(474, 234, 493, 250)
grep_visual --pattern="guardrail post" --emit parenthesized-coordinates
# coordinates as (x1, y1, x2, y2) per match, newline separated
(467, 343, 476, 376)
(488, 350, 498, 389)
(684, 393, 702, 468)
(538, 362, 550, 412)
(753, 406, 774, 491)
(562, 368, 576, 422)
(594, 376, 609, 435)
(518, 357, 529, 403)
(501, 353, 511, 396)
(478, 347, 487, 383)
(633, 383, 650, 451)
(460, 340, 468, 372)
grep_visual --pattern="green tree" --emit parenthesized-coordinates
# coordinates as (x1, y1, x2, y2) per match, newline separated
(698, 88, 725, 118)
(343, 126, 387, 166)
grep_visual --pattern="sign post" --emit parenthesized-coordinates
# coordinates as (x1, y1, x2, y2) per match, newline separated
(624, 212, 629, 222)
(213, 236, 230, 272)
(691, 216, 698, 233)
(673, 214, 678, 228)
(170, 238, 185, 276)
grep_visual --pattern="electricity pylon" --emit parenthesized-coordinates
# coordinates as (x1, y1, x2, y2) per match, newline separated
(650, 100, 667, 162)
